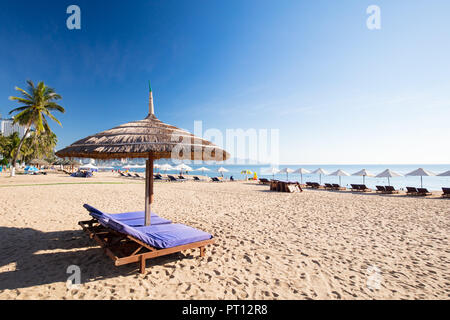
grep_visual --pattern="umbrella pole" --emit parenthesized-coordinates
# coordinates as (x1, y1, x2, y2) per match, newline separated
(145, 155, 154, 226)
(421, 176, 423, 188)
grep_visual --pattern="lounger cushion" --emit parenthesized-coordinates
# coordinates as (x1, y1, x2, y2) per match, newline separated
(106, 218, 212, 249)
(135, 224, 213, 249)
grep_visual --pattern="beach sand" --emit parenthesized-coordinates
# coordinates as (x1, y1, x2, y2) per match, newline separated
(0, 171, 448, 299)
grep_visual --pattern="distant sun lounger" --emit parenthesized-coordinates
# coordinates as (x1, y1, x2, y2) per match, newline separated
(331, 184, 346, 191)
(417, 188, 432, 196)
(406, 187, 418, 196)
(442, 187, 450, 198)
(376, 185, 399, 194)
(350, 184, 372, 192)
(385, 186, 399, 194)
(80, 204, 214, 274)
(168, 175, 184, 182)
(259, 178, 270, 185)
(309, 182, 323, 189)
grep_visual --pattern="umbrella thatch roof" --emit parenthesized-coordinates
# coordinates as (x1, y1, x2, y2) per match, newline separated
(29, 158, 49, 166)
(56, 113, 230, 161)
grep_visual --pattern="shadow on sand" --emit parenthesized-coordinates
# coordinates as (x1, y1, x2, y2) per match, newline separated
(0, 226, 193, 291)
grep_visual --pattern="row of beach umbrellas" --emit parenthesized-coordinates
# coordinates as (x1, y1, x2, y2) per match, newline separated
(273, 167, 450, 187)
(123, 163, 230, 176)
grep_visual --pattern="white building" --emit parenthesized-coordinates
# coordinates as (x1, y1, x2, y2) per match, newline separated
(0, 117, 28, 139)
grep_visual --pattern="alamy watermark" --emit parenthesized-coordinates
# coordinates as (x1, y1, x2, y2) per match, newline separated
(367, 5, 381, 30)
(66, 5, 81, 30)
(66, 265, 81, 290)
(366, 265, 383, 290)
(169, 120, 280, 167)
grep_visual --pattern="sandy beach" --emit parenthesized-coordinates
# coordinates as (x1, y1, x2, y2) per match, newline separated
(0, 171, 448, 300)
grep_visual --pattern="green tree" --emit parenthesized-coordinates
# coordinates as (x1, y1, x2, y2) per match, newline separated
(8, 80, 65, 176)
(23, 131, 58, 163)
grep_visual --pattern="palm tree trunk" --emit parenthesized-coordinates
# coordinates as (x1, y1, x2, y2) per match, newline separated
(10, 126, 30, 177)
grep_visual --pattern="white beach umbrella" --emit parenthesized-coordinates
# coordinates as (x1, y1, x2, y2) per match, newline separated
(260, 167, 279, 179)
(175, 163, 193, 175)
(293, 168, 311, 184)
(269, 167, 280, 179)
(376, 169, 403, 186)
(352, 169, 375, 184)
(159, 163, 174, 173)
(405, 168, 436, 188)
(125, 164, 146, 171)
(217, 167, 229, 177)
(279, 167, 294, 180)
(80, 163, 98, 171)
(329, 169, 350, 186)
(98, 166, 113, 171)
(195, 167, 211, 176)
(437, 170, 450, 176)
(312, 168, 329, 185)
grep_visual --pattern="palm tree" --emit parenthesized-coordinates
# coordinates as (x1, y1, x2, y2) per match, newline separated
(8, 80, 65, 176)
(24, 131, 58, 162)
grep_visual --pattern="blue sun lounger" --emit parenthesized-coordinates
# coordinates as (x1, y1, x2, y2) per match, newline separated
(79, 204, 215, 274)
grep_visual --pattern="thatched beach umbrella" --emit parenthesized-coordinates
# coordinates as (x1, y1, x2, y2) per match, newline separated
(29, 158, 49, 168)
(56, 84, 229, 225)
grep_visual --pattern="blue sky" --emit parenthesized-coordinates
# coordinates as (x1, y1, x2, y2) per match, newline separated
(0, 0, 449, 164)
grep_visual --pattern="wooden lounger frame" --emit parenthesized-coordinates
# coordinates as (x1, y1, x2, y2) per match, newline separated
(79, 219, 215, 274)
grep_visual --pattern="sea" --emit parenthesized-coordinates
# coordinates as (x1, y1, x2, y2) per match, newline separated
(111, 163, 450, 191)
